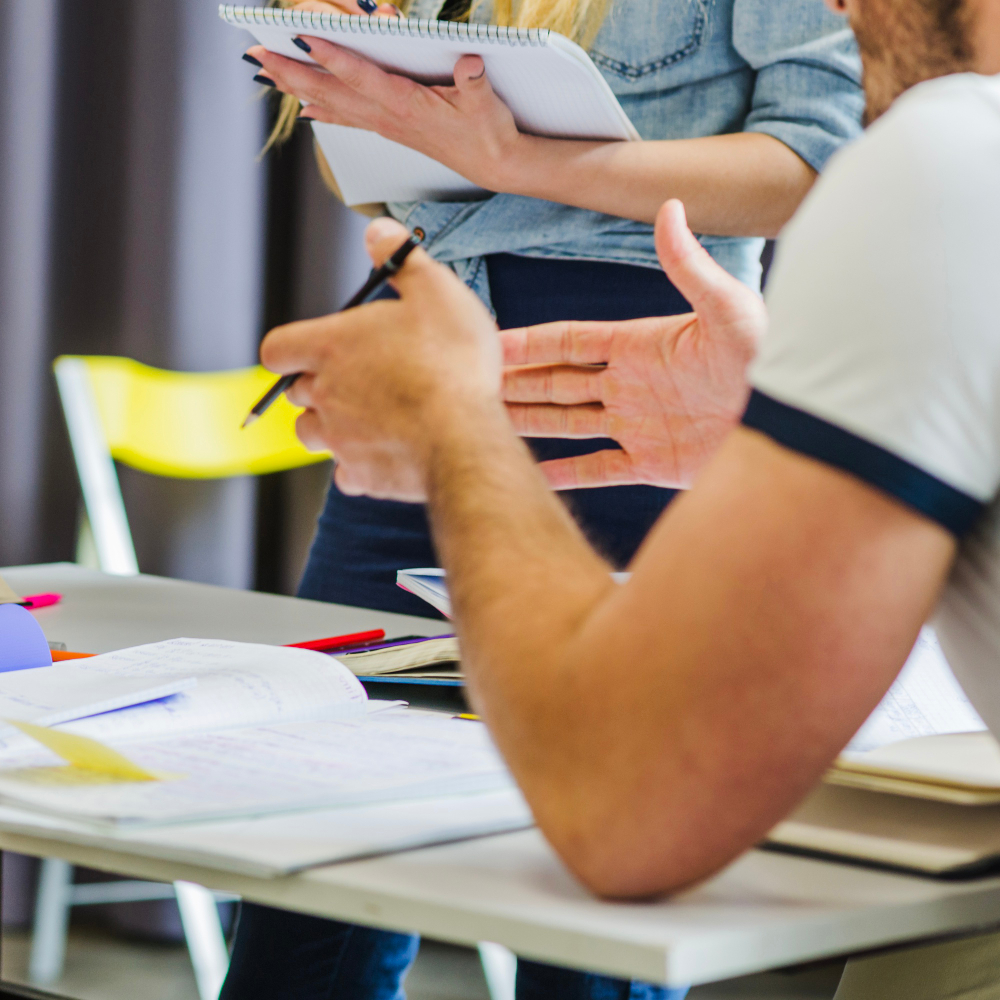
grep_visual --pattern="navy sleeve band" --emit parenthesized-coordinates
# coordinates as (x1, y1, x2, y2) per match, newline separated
(742, 389, 984, 536)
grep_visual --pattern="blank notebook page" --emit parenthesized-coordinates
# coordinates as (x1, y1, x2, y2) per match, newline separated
(221, 5, 638, 204)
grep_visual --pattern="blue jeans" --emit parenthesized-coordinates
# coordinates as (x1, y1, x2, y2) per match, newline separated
(221, 255, 692, 1000)
(221, 903, 686, 1000)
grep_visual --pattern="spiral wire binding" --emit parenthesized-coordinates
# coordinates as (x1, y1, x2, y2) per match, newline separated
(220, 4, 550, 44)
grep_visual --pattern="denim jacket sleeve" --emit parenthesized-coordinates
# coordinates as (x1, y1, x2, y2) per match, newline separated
(734, 1, 864, 171)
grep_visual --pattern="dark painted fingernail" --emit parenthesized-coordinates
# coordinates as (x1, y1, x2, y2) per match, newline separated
(253, 74, 276, 88)
(242, 53, 263, 67)
(292, 36, 312, 53)
(358, 0, 378, 12)
(296, 115, 314, 123)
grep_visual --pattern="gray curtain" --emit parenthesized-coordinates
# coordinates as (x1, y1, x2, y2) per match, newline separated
(0, 0, 59, 570)
(0, 0, 366, 591)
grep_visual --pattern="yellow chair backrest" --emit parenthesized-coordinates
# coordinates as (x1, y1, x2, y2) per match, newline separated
(59, 355, 329, 479)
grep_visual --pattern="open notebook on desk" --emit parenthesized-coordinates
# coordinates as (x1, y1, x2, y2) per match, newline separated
(0, 639, 514, 829)
(220, 5, 638, 205)
(21, 636, 370, 746)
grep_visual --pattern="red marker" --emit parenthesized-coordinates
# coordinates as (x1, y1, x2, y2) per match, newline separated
(287, 629, 385, 653)
(46, 628, 388, 663)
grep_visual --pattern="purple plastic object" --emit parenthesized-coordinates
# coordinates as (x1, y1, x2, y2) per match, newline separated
(336, 634, 455, 655)
(0, 604, 52, 672)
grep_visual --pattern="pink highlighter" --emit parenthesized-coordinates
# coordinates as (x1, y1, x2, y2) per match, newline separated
(20, 593, 62, 611)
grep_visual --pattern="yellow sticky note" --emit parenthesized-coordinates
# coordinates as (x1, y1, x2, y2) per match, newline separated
(0, 575, 21, 605)
(6, 720, 161, 782)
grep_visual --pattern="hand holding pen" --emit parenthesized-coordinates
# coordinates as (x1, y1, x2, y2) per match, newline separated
(243, 230, 424, 428)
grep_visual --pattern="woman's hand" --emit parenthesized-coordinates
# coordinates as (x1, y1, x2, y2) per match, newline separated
(246, 36, 524, 191)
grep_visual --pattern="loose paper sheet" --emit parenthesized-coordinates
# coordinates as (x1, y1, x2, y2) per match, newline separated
(0, 661, 196, 732)
(848, 628, 985, 752)
(0, 710, 513, 826)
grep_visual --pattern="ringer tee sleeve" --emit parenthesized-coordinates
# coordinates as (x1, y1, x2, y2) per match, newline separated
(732, 0, 864, 171)
(745, 76, 1000, 537)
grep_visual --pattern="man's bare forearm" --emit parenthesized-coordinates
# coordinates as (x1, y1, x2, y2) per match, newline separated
(424, 406, 645, 867)
(426, 404, 614, 701)
(420, 412, 954, 900)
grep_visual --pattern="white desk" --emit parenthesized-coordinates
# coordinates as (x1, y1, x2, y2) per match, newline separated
(4, 563, 446, 653)
(3, 563, 1000, 988)
(3, 819, 1000, 988)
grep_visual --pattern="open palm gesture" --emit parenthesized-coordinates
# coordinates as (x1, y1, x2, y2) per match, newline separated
(501, 201, 767, 490)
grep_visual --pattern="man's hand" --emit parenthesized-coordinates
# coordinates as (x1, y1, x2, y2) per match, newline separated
(502, 200, 766, 489)
(260, 218, 504, 502)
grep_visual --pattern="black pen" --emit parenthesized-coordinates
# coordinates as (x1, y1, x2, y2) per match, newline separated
(242, 231, 425, 428)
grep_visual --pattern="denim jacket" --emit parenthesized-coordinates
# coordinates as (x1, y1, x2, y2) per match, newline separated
(387, 0, 864, 307)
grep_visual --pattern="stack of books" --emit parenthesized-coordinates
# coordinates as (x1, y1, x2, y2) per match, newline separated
(770, 731, 1000, 876)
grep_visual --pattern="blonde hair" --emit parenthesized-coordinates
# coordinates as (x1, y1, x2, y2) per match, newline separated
(264, 0, 611, 152)
(491, 0, 611, 49)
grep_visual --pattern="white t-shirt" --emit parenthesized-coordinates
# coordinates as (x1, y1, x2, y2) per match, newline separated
(745, 72, 1000, 734)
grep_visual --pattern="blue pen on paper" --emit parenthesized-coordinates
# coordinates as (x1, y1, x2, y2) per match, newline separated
(0, 605, 53, 673)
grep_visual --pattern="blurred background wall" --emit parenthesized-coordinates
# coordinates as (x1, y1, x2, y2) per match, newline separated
(0, 0, 368, 594)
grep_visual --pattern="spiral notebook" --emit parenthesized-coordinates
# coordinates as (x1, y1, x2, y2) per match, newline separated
(220, 5, 639, 205)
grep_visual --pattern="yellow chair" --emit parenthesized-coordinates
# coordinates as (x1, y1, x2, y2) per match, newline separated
(53, 355, 329, 576)
(43, 356, 329, 1000)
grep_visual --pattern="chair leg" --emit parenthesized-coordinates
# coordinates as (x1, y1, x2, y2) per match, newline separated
(479, 941, 517, 1000)
(174, 881, 231, 1000)
(29, 858, 73, 987)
